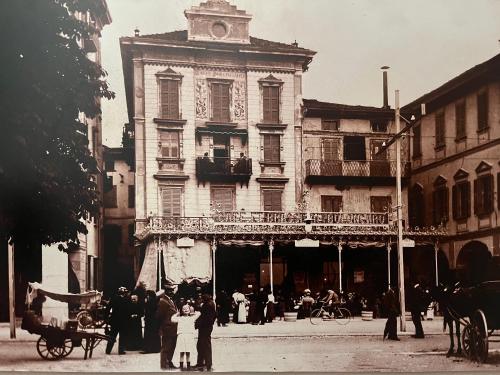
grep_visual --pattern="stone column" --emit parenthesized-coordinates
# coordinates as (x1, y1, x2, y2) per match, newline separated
(434, 241, 439, 287)
(387, 242, 391, 290)
(337, 242, 343, 293)
(212, 239, 217, 301)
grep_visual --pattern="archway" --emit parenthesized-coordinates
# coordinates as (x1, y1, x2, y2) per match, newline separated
(456, 241, 492, 285)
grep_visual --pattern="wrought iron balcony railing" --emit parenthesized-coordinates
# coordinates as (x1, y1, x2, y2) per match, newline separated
(305, 159, 410, 178)
(196, 157, 252, 186)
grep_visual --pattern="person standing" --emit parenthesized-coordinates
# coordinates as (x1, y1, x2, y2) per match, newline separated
(126, 294, 144, 351)
(156, 284, 179, 369)
(266, 289, 275, 323)
(409, 283, 427, 339)
(216, 290, 230, 327)
(142, 290, 161, 353)
(194, 294, 217, 371)
(256, 288, 267, 325)
(383, 288, 400, 341)
(172, 304, 200, 371)
(233, 289, 246, 323)
(106, 287, 130, 355)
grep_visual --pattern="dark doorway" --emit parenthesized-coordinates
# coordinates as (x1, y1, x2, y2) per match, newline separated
(344, 136, 366, 161)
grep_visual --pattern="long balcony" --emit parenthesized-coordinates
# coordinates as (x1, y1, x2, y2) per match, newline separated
(305, 159, 410, 186)
(196, 157, 252, 186)
(139, 211, 445, 242)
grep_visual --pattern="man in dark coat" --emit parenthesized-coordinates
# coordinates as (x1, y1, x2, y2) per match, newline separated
(409, 283, 429, 338)
(383, 288, 400, 341)
(106, 287, 130, 355)
(194, 294, 217, 371)
(156, 284, 178, 369)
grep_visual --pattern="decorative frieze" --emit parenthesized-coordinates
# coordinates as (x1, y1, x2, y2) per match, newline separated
(195, 79, 208, 119)
(233, 81, 246, 120)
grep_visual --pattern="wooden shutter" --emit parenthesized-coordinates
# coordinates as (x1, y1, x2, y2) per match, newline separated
(474, 178, 479, 215)
(322, 139, 339, 160)
(435, 112, 445, 147)
(160, 131, 179, 158)
(263, 86, 279, 123)
(485, 174, 494, 214)
(452, 184, 458, 219)
(321, 196, 332, 212)
(263, 190, 282, 211)
(465, 181, 471, 217)
(455, 101, 466, 139)
(212, 83, 230, 122)
(264, 135, 280, 162)
(477, 91, 488, 131)
(160, 80, 179, 119)
(211, 188, 234, 212)
(161, 188, 181, 217)
(128, 185, 135, 208)
(413, 124, 421, 157)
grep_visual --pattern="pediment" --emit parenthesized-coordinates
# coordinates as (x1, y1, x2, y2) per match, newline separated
(156, 67, 183, 77)
(433, 175, 447, 186)
(258, 74, 283, 84)
(453, 168, 469, 180)
(475, 161, 492, 174)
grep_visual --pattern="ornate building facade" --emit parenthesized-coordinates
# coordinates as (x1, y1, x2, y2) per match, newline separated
(404, 53, 500, 285)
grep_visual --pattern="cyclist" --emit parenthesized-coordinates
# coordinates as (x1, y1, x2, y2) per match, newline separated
(321, 289, 340, 317)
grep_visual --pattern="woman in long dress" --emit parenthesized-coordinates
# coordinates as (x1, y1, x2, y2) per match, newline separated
(234, 291, 247, 324)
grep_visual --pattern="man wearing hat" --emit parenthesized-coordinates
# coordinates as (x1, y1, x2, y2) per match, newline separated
(106, 287, 130, 355)
(156, 284, 179, 369)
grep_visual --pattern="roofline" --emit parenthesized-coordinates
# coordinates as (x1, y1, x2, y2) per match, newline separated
(402, 53, 500, 114)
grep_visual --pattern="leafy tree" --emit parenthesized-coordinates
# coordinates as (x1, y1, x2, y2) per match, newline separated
(0, 0, 114, 248)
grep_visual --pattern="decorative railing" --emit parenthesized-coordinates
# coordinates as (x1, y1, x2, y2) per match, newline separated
(196, 157, 252, 176)
(305, 159, 410, 178)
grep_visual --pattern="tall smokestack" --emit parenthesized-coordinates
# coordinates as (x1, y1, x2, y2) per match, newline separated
(381, 66, 390, 109)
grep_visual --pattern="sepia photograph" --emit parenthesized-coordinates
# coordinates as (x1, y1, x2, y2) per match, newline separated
(1, 0, 500, 372)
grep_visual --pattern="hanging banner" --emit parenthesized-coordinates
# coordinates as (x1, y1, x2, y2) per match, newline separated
(136, 242, 158, 290)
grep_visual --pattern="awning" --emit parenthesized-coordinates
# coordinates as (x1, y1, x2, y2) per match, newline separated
(27, 282, 101, 305)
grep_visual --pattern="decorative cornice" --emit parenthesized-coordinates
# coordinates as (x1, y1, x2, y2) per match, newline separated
(256, 123, 288, 130)
(153, 173, 189, 181)
(256, 176, 289, 183)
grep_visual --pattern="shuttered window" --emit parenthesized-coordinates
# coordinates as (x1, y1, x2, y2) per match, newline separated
(322, 120, 339, 131)
(263, 190, 282, 211)
(211, 83, 230, 122)
(413, 123, 422, 157)
(477, 91, 489, 131)
(433, 186, 449, 225)
(263, 86, 279, 123)
(211, 188, 235, 212)
(474, 174, 493, 216)
(455, 101, 466, 140)
(435, 112, 445, 148)
(159, 131, 179, 158)
(370, 196, 391, 213)
(321, 196, 342, 212)
(161, 187, 182, 217)
(452, 181, 470, 220)
(160, 79, 179, 119)
(409, 184, 425, 228)
(263, 135, 280, 162)
(322, 139, 339, 160)
(128, 185, 135, 209)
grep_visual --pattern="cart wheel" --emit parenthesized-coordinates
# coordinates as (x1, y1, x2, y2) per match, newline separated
(462, 324, 473, 360)
(61, 339, 74, 357)
(334, 307, 352, 325)
(473, 310, 489, 363)
(310, 308, 324, 325)
(77, 310, 93, 329)
(47, 338, 72, 360)
(36, 337, 55, 360)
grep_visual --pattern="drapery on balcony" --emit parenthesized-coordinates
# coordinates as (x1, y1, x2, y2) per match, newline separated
(304, 159, 410, 185)
(196, 157, 252, 186)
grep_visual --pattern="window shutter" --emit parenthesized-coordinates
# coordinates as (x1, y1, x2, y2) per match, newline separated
(443, 187, 449, 222)
(466, 181, 471, 217)
(263, 86, 271, 122)
(452, 185, 457, 220)
(128, 185, 135, 209)
(270, 86, 279, 123)
(477, 92, 488, 131)
(473, 179, 479, 215)
(162, 188, 181, 217)
(264, 135, 280, 162)
(264, 190, 282, 211)
(323, 139, 339, 160)
(212, 83, 230, 122)
(161, 80, 179, 119)
(212, 188, 234, 211)
(485, 174, 494, 213)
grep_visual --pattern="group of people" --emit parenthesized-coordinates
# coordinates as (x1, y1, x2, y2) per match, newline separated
(105, 284, 217, 371)
(231, 287, 289, 324)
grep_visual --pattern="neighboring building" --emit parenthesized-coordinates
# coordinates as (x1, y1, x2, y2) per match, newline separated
(102, 146, 137, 296)
(403, 53, 500, 285)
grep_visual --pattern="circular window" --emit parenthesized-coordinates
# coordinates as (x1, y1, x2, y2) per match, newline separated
(212, 22, 227, 38)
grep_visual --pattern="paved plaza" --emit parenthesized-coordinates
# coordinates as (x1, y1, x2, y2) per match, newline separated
(1, 317, 500, 372)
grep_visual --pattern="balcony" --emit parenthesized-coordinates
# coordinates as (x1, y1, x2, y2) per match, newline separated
(195, 157, 252, 186)
(139, 211, 446, 242)
(305, 159, 410, 186)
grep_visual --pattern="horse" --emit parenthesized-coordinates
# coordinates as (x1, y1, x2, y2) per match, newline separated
(431, 283, 474, 357)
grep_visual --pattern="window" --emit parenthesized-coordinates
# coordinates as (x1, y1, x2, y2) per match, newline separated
(433, 184, 449, 225)
(322, 139, 339, 160)
(413, 123, 422, 157)
(159, 131, 179, 158)
(104, 158, 115, 172)
(211, 82, 230, 122)
(370, 196, 391, 212)
(321, 196, 342, 212)
(477, 91, 488, 131)
(455, 101, 466, 140)
(104, 185, 117, 208)
(263, 134, 280, 162)
(435, 111, 445, 148)
(263, 190, 282, 211)
(343, 136, 366, 161)
(263, 86, 279, 123)
(474, 174, 493, 216)
(128, 185, 135, 208)
(211, 187, 235, 212)
(160, 79, 179, 119)
(322, 119, 339, 131)
(452, 181, 470, 220)
(371, 120, 388, 133)
(160, 187, 182, 217)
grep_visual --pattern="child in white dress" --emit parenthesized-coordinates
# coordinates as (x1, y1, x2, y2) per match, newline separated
(172, 303, 199, 370)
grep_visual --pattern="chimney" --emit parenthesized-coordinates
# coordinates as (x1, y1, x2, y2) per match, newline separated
(134, 27, 140, 37)
(381, 66, 390, 109)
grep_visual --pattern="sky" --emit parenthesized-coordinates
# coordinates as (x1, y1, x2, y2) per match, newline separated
(100, 0, 500, 147)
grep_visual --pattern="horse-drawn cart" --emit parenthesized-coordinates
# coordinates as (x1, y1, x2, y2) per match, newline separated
(22, 282, 110, 360)
(460, 281, 500, 363)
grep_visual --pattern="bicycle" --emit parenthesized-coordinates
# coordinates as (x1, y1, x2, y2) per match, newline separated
(310, 302, 352, 325)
